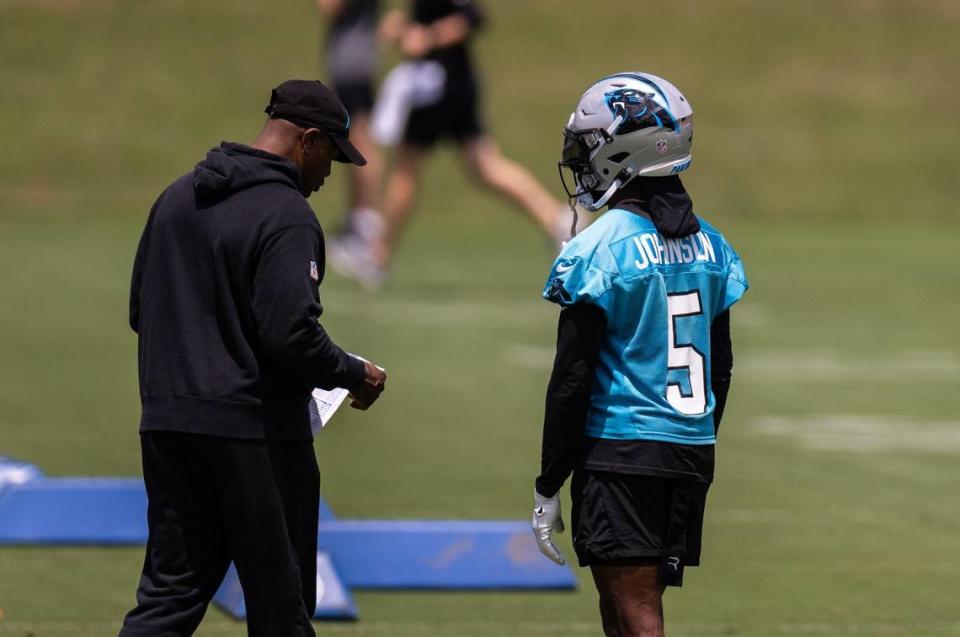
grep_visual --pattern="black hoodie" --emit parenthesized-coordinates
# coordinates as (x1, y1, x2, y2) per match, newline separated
(129, 142, 365, 440)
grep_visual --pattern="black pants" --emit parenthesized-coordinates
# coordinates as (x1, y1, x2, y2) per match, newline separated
(119, 432, 320, 637)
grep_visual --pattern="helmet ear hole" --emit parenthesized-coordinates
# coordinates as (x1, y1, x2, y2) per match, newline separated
(602, 168, 610, 175)
(608, 152, 630, 163)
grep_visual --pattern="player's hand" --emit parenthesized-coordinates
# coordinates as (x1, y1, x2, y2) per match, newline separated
(400, 24, 433, 58)
(532, 490, 566, 565)
(349, 360, 386, 410)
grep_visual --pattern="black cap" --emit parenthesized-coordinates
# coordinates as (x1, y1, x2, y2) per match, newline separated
(265, 79, 366, 166)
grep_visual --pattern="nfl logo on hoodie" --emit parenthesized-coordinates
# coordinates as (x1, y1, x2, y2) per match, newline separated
(310, 260, 319, 282)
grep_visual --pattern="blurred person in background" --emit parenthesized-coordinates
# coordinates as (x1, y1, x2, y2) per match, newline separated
(120, 80, 386, 637)
(328, 0, 571, 289)
(316, 0, 386, 251)
(531, 72, 748, 637)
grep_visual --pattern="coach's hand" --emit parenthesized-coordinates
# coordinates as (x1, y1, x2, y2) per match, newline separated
(532, 490, 566, 565)
(349, 360, 386, 410)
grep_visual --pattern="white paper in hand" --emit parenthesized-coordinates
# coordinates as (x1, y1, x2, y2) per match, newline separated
(309, 354, 384, 433)
(309, 387, 350, 433)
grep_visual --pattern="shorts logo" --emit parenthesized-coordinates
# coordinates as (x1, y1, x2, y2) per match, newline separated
(666, 556, 680, 570)
(656, 137, 668, 155)
(309, 260, 319, 281)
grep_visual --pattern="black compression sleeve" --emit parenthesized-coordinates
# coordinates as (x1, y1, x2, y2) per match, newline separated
(711, 310, 732, 434)
(535, 303, 606, 498)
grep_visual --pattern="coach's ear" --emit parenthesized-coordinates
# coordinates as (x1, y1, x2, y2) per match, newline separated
(300, 128, 330, 157)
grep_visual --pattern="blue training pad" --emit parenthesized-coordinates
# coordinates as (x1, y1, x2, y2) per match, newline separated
(0, 477, 337, 544)
(0, 472, 576, 593)
(0, 478, 148, 544)
(317, 520, 577, 589)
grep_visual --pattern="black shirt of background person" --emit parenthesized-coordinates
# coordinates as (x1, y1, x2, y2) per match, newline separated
(412, 0, 484, 79)
(330, 0, 379, 31)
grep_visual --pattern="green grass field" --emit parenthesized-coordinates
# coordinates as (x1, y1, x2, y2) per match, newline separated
(2, 1, 959, 635)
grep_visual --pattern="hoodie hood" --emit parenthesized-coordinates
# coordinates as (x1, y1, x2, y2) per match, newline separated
(193, 142, 302, 202)
(616, 175, 700, 238)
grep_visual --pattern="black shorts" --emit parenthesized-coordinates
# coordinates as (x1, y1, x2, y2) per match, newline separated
(571, 469, 710, 586)
(404, 79, 485, 147)
(333, 81, 375, 116)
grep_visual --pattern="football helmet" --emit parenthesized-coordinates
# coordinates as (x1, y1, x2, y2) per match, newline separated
(559, 72, 694, 211)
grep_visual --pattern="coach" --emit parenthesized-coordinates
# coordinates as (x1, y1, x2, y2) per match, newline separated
(120, 80, 386, 637)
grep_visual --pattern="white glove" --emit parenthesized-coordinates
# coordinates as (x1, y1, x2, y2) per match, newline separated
(532, 490, 566, 565)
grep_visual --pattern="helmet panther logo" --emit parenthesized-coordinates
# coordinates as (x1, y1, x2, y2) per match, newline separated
(604, 88, 678, 136)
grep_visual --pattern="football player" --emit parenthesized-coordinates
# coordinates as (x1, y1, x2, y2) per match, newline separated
(327, 0, 570, 289)
(532, 72, 748, 637)
(316, 0, 384, 248)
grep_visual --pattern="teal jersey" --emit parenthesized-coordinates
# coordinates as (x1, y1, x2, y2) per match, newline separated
(542, 208, 748, 445)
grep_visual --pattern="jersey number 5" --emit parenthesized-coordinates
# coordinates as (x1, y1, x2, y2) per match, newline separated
(666, 291, 707, 415)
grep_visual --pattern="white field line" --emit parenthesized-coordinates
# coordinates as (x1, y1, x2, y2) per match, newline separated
(770, 623, 960, 634)
(737, 349, 960, 383)
(2, 620, 960, 634)
(754, 414, 960, 455)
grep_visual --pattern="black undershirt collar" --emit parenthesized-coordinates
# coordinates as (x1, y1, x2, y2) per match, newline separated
(614, 175, 700, 238)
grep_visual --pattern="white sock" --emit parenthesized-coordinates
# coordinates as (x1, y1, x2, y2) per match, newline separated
(351, 207, 386, 243)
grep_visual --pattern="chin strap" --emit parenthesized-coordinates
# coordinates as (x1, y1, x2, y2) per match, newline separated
(580, 166, 635, 212)
(580, 180, 620, 212)
(565, 178, 620, 236)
